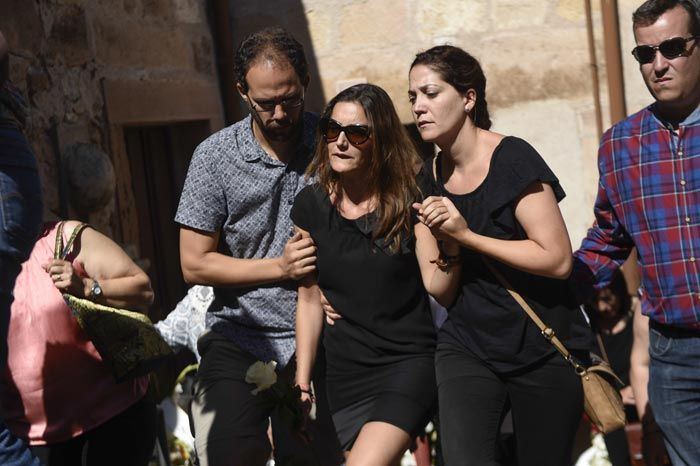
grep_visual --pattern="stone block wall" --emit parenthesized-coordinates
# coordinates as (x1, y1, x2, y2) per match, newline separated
(1, 0, 221, 233)
(2, 0, 654, 245)
(228, 0, 651, 245)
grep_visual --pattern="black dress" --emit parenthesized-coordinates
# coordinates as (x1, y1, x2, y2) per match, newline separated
(598, 318, 637, 466)
(430, 136, 592, 371)
(291, 184, 437, 449)
(428, 136, 592, 466)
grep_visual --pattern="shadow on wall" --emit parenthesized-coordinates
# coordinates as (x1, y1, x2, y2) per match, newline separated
(226, 0, 326, 118)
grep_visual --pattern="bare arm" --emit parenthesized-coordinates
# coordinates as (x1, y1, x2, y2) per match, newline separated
(630, 298, 669, 466)
(46, 221, 154, 311)
(630, 297, 651, 419)
(414, 221, 461, 308)
(431, 183, 572, 279)
(294, 227, 324, 398)
(179, 226, 316, 287)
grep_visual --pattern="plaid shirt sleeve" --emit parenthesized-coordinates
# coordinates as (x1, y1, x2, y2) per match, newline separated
(571, 134, 635, 300)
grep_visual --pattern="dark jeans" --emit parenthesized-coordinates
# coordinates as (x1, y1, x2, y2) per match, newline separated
(0, 124, 43, 465)
(648, 321, 700, 466)
(30, 396, 158, 466)
(436, 341, 583, 466)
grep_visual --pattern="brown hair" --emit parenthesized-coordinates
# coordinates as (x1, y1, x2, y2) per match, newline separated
(410, 45, 492, 130)
(585, 271, 633, 329)
(307, 84, 421, 253)
(633, 0, 700, 35)
(234, 27, 308, 93)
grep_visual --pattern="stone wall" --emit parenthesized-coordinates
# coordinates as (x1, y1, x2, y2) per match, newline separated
(1, 0, 222, 234)
(2, 0, 654, 246)
(228, 0, 651, 245)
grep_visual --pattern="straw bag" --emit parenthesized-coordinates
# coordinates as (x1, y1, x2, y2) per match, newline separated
(55, 222, 173, 382)
(484, 259, 626, 434)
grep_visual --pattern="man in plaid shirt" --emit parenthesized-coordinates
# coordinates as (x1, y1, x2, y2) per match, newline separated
(573, 1, 700, 464)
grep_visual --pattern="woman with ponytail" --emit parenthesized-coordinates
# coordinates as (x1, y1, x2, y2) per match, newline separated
(408, 45, 591, 465)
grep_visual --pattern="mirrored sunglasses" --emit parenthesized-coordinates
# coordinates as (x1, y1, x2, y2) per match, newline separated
(631, 36, 699, 64)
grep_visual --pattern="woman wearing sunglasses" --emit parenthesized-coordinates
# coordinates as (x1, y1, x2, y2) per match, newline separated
(292, 83, 461, 465)
(408, 45, 592, 466)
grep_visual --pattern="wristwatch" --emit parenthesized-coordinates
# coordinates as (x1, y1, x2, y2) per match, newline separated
(89, 279, 103, 298)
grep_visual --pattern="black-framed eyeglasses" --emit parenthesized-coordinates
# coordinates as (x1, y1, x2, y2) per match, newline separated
(631, 36, 699, 64)
(319, 118, 371, 145)
(246, 93, 304, 114)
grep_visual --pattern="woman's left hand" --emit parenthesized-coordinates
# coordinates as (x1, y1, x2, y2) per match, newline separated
(413, 196, 468, 242)
(620, 385, 636, 406)
(43, 259, 84, 296)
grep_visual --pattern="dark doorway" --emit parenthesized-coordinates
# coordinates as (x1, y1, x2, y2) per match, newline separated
(124, 121, 210, 320)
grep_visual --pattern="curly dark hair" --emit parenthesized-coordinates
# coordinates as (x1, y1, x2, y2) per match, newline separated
(633, 0, 700, 35)
(410, 45, 492, 130)
(233, 27, 308, 93)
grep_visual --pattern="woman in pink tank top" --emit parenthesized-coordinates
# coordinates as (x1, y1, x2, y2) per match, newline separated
(0, 220, 157, 465)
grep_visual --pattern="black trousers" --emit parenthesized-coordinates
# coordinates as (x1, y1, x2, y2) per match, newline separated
(31, 395, 157, 466)
(603, 405, 638, 466)
(191, 331, 343, 466)
(436, 341, 583, 466)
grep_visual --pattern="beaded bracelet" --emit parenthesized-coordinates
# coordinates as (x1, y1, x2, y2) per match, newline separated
(430, 254, 461, 270)
(295, 385, 315, 402)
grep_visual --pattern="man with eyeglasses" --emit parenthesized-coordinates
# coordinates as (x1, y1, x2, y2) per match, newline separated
(176, 27, 341, 466)
(573, 1, 700, 465)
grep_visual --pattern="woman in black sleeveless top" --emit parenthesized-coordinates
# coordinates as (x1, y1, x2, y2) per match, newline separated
(292, 84, 461, 466)
(586, 272, 638, 466)
(408, 45, 591, 466)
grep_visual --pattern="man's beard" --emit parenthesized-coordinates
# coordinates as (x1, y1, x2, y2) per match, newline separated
(253, 111, 303, 143)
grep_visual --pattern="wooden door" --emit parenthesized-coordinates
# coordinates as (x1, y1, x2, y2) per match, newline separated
(123, 121, 210, 320)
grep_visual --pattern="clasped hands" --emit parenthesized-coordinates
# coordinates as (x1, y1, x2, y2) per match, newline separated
(323, 196, 467, 326)
(411, 195, 468, 244)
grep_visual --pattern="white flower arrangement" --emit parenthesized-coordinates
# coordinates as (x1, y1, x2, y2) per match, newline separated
(245, 360, 278, 395)
(574, 432, 612, 466)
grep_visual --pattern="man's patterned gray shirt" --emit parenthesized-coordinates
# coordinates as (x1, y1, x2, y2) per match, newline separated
(175, 113, 317, 366)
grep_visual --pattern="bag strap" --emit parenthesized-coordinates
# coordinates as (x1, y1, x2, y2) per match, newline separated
(54, 221, 89, 260)
(54, 221, 65, 260)
(429, 155, 585, 371)
(482, 257, 587, 374)
(431, 153, 588, 375)
(595, 332, 610, 364)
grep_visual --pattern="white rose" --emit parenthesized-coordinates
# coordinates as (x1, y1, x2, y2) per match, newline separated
(589, 433, 611, 466)
(245, 361, 278, 395)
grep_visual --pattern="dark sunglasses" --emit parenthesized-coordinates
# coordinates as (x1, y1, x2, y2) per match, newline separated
(631, 36, 699, 64)
(319, 118, 371, 145)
